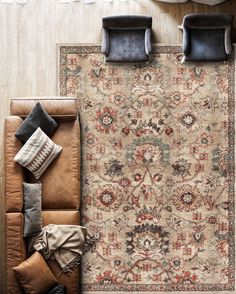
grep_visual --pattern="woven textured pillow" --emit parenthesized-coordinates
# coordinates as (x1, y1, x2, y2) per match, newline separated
(15, 102, 58, 142)
(23, 182, 42, 237)
(13, 252, 58, 294)
(14, 127, 62, 179)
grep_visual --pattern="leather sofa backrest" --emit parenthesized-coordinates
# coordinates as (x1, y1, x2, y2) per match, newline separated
(11, 97, 77, 121)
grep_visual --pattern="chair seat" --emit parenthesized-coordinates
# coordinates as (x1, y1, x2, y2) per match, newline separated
(106, 29, 149, 62)
(186, 28, 227, 61)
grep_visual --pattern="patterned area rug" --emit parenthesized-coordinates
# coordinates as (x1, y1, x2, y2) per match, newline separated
(59, 46, 235, 293)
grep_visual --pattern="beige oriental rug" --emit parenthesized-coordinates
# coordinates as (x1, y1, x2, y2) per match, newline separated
(59, 45, 235, 293)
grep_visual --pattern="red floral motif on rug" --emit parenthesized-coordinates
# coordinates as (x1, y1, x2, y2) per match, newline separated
(59, 46, 235, 292)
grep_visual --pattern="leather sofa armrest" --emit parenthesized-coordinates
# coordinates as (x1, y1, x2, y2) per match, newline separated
(101, 28, 109, 56)
(145, 28, 152, 55)
(6, 213, 26, 293)
(5, 116, 25, 212)
(224, 27, 233, 55)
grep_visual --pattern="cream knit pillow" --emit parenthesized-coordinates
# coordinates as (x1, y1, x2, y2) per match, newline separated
(14, 127, 62, 179)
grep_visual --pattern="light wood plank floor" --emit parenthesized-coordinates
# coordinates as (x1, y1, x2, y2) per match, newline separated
(0, 0, 236, 292)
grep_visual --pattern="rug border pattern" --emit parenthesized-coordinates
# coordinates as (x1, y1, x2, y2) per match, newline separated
(59, 45, 235, 292)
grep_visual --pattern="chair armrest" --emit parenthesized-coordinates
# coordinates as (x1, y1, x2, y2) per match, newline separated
(224, 27, 232, 55)
(101, 28, 109, 56)
(145, 28, 152, 55)
(182, 26, 190, 55)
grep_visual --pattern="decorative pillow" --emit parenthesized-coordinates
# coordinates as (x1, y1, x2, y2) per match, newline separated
(15, 102, 58, 142)
(14, 127, 62, 179)
(48, 285, 66, 294)
(23, 182, 42, 237)
(13, 252, 58, 294)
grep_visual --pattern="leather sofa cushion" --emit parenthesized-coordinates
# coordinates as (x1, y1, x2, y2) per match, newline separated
(41, 120, 80, 210)
(13, 252, 58, 294)
(42, 210, 80, 226)
(5, 117, 80, 211)
(5, 116, 25, 213)
(42, 210, 80, 293)
(6, 213, 26, 293)
(47, 260, 79, 294)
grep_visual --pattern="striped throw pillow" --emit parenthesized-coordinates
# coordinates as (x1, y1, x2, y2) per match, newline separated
(14, 127, 62, 179)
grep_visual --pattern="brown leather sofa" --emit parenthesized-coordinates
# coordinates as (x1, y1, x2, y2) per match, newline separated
(5, 97, 80, 293)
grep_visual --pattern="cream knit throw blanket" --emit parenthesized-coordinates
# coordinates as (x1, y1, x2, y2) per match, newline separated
(29, 224, 99, 274)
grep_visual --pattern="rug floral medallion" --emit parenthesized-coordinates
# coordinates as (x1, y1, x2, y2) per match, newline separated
(59, 45, 235, 293)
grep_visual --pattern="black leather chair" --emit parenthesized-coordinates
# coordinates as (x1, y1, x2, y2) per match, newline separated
(101, 15, 152, 62)
(179, 13, 233, 62)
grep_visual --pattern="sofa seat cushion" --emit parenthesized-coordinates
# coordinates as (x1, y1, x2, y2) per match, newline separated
(13, 252, 58, 294)
(48, 260, 79, 294)
(41, 210, 80, 292)
(41, 120, 80, 210)
(42, 210, 80, 226)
